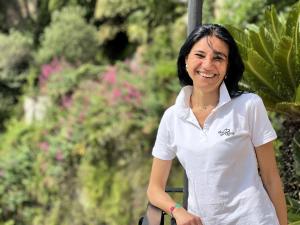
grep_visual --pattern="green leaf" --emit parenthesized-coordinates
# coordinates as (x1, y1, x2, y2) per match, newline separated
(264, 5, 284, 43)
(274, 36, 297, 94)
(289, 221, 300, 225)
(275, 102, 300, 116)
(243, 49, 282, 100)
(225, 25, 250, 59)
(287, 196, 300, 223)
(248, 27, 274, 64)
(296, 85, 300, 103)
(286, 2, 300, 38)
(286, 2, 300, 85)
(255, 91, 278, 111)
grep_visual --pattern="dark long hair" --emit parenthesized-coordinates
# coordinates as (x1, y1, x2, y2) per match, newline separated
(177, 24, 244, 98)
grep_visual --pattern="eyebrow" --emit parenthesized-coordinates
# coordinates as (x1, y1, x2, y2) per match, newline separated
(194, 50, 228, 58)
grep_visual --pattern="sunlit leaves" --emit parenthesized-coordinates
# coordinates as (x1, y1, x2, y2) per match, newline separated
(264, 5, 285, 42)
(244, 49, 281, 99)
(274, 36, 297, 93)
(248, 27, 274, 64)
(229, 2, 300, 117)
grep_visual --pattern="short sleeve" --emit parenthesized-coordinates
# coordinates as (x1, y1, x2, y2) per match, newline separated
(248, 95, 277, 147)
(152, 110, 176, 160)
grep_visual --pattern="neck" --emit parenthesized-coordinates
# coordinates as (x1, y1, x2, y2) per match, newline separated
(190, 88, 219, 110)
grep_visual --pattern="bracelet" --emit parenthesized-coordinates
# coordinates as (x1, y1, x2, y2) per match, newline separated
(170, 203, 182, 217)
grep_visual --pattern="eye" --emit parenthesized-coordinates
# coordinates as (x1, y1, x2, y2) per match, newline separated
(214, 55, 225, 61)
(195, 53, 205, 58)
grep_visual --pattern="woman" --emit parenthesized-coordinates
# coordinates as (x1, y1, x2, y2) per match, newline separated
(146, 24, 287, 225)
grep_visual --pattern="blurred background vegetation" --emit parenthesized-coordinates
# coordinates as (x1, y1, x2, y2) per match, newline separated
(0, 0, 299, 224)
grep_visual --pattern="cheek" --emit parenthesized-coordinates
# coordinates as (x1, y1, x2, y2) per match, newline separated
(188, 58, 203, 67)
(219, 62, 228, 73)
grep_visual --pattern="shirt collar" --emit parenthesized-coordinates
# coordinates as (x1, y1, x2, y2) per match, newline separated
(175, 82, 231, 119)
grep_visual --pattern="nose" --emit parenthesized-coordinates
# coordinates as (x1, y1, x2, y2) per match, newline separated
(201, 57, 214, 69)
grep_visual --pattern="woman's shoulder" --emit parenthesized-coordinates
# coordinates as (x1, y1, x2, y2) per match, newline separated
(162, 105, 177, 119)
(230, 92, 266, 113)
(233, 92, 262, 104)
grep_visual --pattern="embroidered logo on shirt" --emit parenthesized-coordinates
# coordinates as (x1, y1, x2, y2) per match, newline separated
(218, 128, 235, 136)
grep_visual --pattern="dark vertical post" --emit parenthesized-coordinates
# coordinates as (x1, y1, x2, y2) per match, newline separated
(187, 0, 203, 35)
(183, 0, 203, 210)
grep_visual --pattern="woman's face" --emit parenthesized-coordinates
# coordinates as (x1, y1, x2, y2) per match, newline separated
(185, 35, 229, 93)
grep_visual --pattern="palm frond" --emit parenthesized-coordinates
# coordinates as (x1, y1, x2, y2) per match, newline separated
(264, 5, 284, 43)
(248, 27, 274, 64)
(230, 3, 300, 117)
(274, 36, 297, 98)
(225, 25, 250, 59)
(244, 49, 282, 99)
(276, 102, 300, 117)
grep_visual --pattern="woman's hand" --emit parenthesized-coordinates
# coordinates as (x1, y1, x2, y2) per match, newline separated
(172, 207, 203, 225)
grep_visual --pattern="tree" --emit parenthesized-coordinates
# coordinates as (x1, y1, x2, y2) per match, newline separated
(93, 0, 186, 61)
(36, 6, 98, 64)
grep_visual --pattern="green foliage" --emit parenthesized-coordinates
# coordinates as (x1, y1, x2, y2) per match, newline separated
(0, 30, 32, 74)
(140, 23, 185, 64)
(94, 0, 186, 45)
(287, 196, 300, 224)
(1, 1, 299, 224)
(293, 132, 300, 179)
(216, 0, 267, 27)
(0, 120, 42, 224)
(0, 30, 33, 129)
(36, 6, 99, 64)
(0, 58, 181, 224)
(226, 2, 300, 117)
(40, 60, 105, 99)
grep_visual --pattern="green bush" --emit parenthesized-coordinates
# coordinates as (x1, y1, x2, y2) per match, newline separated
(36, 6, 99, 64)
(0, 30, 33, 129)
(0, 30, 32, 73)
(0, 58, 181, 224)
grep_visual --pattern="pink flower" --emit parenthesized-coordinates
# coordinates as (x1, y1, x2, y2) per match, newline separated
(122, 82, 141, 103)
(39, 58, 63, 88)
(55, 150, 64, 161)
(128, 86, 141, 99)
(103, 66, 117, 84)
(41, 58, 62, 78)
(39, 142, 49, 152)
(0, 170, 5, 177)
(112, 88, 122, 99)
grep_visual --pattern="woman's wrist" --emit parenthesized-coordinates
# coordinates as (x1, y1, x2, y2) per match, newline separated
(170, 202, 182, 217)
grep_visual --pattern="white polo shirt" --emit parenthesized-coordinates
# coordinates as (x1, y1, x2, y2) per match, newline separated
(152, 82, 280, 225)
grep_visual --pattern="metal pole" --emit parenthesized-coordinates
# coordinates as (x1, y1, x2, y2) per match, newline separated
(183, 0, 203, 210)
(187, 0, 203, 35)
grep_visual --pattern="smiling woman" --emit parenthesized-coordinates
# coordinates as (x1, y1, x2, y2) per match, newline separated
(146, 24, 288, 225)
(185, 35, 228, 102)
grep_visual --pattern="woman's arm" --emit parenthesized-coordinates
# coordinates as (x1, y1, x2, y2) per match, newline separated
(255, 142, 288, 225)
(147, 157, 202, 225)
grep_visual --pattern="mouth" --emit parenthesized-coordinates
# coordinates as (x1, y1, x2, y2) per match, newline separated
(196, 70, 218, 78)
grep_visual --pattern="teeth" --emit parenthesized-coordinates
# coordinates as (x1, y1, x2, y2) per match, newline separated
(196, 71, 217, 78)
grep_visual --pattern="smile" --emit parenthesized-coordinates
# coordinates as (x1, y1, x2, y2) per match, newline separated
(196, 71, 218, 78)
